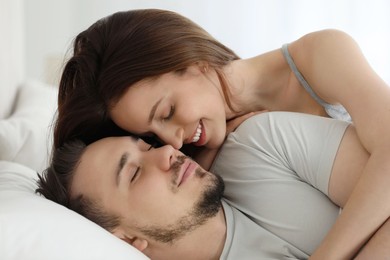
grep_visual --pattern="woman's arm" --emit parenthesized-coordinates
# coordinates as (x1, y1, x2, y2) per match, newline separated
(355, 217, 390, 259)
(290, 29, 390, 259)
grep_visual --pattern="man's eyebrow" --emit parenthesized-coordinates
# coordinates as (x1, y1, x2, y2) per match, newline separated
(148, 98, 163, 124)
(116, 152, 129, 186)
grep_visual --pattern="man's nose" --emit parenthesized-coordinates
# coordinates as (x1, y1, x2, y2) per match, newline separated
(147, 145, 177, 172)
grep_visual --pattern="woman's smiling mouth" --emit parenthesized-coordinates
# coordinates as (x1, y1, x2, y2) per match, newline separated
(190, 120, 206, 146)
(191, 123, 202, 143)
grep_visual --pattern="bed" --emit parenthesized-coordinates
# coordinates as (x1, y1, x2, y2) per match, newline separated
(0, 81, 150, 260)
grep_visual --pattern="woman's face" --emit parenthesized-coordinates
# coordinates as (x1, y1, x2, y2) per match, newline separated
(110, 65, 228, 149)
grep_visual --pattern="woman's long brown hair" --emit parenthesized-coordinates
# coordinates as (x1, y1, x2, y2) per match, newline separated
(55, 9, 239, 149)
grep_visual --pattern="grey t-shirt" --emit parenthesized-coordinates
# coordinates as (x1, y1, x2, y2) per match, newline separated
(210, 112, 350, 259)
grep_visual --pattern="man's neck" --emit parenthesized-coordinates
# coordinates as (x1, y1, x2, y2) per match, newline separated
(206, 207, 227, 259)
(179, 207, 227, 260)
(146, 206, 227, 260)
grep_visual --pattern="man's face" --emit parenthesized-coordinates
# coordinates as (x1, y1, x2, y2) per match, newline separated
(71, 136, 224, 243)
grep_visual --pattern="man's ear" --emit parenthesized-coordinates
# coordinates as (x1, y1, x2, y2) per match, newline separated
(112, 228, 149, 252)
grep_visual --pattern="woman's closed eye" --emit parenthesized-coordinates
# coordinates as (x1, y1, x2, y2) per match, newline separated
(163, 105, 175, 121)
(130, 167, 140, 183)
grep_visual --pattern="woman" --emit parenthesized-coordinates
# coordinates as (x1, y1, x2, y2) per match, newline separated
(55, 9, 390, 259)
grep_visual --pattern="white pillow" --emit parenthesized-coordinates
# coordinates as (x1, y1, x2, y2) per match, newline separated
(0, 161, 149, 260)
(0, 80, 57, 173)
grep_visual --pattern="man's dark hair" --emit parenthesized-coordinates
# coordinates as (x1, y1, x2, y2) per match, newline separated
(36, 139, 121, 232)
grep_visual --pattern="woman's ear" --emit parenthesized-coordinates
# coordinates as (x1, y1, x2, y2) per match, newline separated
(112, 229, 149, 252)
(197, 61, 209, 73)
(185, 62, 209, 75)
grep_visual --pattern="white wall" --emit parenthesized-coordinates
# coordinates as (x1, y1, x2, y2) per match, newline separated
(24, 0, 390, 85)
(0, 0, 24, 118)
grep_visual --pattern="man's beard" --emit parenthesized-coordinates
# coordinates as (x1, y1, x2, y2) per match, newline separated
(137, 161, 225, 244)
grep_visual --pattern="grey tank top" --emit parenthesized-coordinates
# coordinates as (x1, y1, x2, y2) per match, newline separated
(282, 44, 351, 122)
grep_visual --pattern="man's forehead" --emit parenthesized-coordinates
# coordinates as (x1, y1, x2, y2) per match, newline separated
(71, 137, 128, 196)
(87, 136, 137, 151)
(76, 136, 140, 180)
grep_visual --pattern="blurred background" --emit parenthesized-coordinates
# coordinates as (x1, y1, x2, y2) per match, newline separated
(3, 0, 390, 87)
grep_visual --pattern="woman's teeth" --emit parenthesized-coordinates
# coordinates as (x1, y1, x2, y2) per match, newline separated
(192, 123, 202, 143)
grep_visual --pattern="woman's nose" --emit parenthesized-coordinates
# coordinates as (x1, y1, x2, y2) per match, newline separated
(159, 126, 184, 149)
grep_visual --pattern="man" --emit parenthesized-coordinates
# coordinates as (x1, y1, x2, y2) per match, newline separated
(37, 112, 388, 259)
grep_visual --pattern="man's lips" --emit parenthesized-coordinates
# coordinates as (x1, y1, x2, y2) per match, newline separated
(177, 159, 197, 187)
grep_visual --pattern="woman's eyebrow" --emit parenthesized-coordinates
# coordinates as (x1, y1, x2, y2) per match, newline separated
(116, 152, 129, 186)
(148, 98, 163, 124)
